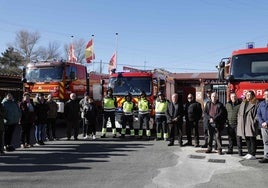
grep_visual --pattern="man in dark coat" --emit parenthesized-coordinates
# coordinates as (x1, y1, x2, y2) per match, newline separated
(201, 89, 212, 148)
(166, 93, 184, 146)
(184, 93, 202, 147)
(204, 92, 227, 155)
(225, 92, 241, 155)
(64, 93, 80, 140)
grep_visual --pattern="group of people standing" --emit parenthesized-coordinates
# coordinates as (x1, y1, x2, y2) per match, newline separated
(0, 91, 99, 155)
(99, 88, 203, 148)
(1, 88, 267, 164)
(0, 92, 58, 155)
(99, 87, 268, 163)
(203, 89, 268, 163)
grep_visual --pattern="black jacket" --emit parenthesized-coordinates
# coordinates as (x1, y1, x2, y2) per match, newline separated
(185, 101, 202, 122)
(64, 99, 80, 121)
(166, 101, 184, 124)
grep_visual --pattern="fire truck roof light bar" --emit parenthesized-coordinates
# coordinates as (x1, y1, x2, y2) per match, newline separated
(246, 42, 255, 49)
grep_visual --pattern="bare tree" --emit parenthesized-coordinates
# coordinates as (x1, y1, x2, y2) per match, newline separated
(39, 41, 61, 61)
(12, 30, 41, 66)
(64, 38, 86, 64)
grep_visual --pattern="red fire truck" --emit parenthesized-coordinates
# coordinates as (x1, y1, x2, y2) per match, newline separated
(218, 43, 268, 100)
(108, 70, 166, 129)
(22, 60, 89, 112)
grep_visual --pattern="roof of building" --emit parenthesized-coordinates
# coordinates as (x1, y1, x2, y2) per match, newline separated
(170, 72, 218, 80)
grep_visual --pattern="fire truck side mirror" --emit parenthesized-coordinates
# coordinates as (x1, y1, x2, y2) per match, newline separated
(22, 67, 27, 83)
(226, 75, 234, 81)
(22, 77, 27, 83)
(219, 61, 225, 68)
(70, 71, 75, 80)
(218, 61, 225, 81)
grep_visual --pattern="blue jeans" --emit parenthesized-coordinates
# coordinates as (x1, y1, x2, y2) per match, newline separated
(35, 124, 46, 142)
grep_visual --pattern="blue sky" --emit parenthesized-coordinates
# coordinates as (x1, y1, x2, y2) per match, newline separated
(1, 0, 268, 73)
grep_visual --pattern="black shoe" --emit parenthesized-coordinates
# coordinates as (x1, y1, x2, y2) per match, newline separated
(226, 150, 233, 154)
(113, 134, 117, 138)
(218, 149, 223, 155)
(119, 135, 125, 138)
(184, 142, 193, 146)
(100, 134, 106, 138)
(74, 138, 78, 141)
(205, 149, 212, 153)
(259, 158, 268, 163)
(168, 142, 174, 146)
(201, 144, 208, 148)
(6, 146, 15, 152)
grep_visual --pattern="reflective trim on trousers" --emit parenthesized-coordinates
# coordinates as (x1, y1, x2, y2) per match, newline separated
(130, 129, 135, 136)
(102, 128, 107, 135)
(164, 133, 168, 139)
(157, 133, 162, 138)
(146, 130, 151, 137)
(121, 128, 126, 135)
(139, 130, 143, 136)
(112, 128, 117, 135)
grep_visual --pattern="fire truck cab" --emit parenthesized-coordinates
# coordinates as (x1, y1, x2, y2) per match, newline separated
(107, 70, 166, 130)
(218, 42, 268, 100)
(22, 60, 89, 112)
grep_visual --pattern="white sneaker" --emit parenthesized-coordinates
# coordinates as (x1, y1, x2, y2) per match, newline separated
(34, 143, 40, 146)
(243, 154, 250, 159)
(246, 155, 256, 160)
(92, 135, 96, 140)
(83, 136, 89, 139)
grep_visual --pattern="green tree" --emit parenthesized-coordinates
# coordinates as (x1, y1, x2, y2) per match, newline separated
(0, 47, 24, 74)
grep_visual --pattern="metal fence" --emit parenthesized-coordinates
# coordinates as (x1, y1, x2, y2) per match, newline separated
(212, 84, 228, 105)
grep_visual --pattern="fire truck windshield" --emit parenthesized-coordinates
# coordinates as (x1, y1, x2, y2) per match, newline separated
(109, 77, 152, 96)
(25, 67, 64, 82)
(231, 53, 268, 81)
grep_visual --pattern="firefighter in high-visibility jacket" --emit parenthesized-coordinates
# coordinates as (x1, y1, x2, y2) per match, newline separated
(121, 92, 135, 138)
(138, 91, 151, 140)
(101, 88, 118, 138)
(155, 91, 169, 140)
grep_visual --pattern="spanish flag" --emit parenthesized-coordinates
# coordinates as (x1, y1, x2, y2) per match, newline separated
(85, 39, 95, 63)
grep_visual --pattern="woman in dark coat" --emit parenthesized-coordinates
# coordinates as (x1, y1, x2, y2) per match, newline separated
(237, 90, 258, 160)
(19, 92, 35, 148)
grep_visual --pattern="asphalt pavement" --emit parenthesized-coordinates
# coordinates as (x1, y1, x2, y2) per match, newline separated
(0, 124, 267, 188)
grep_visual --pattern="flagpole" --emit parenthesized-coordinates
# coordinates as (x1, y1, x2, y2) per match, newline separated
(115, 33, 118, 70)
(91, 34, 95, 71)
(70, 35, 74, 63)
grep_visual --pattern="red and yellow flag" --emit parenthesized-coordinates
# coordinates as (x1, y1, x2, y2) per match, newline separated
(85, 39, 95, 63)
